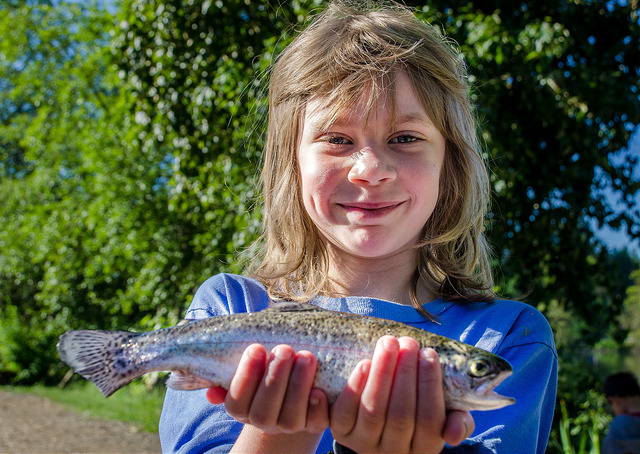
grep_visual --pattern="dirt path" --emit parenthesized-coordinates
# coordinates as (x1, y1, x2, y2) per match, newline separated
(0, 390, 162, 453)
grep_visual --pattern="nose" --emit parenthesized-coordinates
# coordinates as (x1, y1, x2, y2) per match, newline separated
(347, 147, 396, 185)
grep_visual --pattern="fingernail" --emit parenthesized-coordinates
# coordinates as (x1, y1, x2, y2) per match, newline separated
(296, 353, 311, 366)
(273, 346, 293, 360)
(309, 389, 322, 406)
(464, 414, 474, 438)
(462, 419, 470, 440)
(380, 336, 398, 351)
(349, 360, 370, 391)
(245, 344, 264, 360)
(420, 348, 437, 363)
(399, 336, 419, 350)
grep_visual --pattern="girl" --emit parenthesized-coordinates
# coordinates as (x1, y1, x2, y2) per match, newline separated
(159, 2, 558, 453)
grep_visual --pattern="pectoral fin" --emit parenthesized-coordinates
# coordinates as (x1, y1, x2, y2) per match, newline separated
(166, 370, 220, 391)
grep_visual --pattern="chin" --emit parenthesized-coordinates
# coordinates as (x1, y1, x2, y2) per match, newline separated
(343, 243, 412, 260)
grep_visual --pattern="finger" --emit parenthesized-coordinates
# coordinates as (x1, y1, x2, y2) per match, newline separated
(225, 344, 267, 422)
(333, 336, 400, 451)
(411, 348, 446, 451)
(206, 386, 227, 404)
(330, 359, 371, 437)
(306, 388, 330, 434)
(443, 410, 475, 446)
(277, 350, 318, 433)
(378, 337, 419, 448)
(358, 336, 399, 426)
(247, 344, 296, 430)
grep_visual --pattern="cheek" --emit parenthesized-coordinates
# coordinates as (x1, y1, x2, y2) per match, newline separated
(299, 156, 342, 204)
(407, 162, 441, 199)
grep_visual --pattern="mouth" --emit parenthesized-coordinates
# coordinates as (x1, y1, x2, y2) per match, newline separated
(338, 201, 405, 217)
(473, 370, 516, 409)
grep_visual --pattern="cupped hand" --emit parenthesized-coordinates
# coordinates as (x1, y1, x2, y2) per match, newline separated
(329, 336, 475, 453)
(206, 343, 330, 435)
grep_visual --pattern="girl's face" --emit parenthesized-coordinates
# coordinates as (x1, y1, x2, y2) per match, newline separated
(297, 71, 446, 262)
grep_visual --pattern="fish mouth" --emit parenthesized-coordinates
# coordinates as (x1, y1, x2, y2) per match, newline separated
(447, 369, 515, 412)
(472, 370, 516, 410)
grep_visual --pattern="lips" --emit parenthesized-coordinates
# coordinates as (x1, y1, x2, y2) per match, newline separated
(337, 201, 405, 218)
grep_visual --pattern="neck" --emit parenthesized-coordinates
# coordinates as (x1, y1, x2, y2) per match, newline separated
(326, 245, 435, 304)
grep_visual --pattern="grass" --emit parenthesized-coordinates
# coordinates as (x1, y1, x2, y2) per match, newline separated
(3, 379, 165, 432)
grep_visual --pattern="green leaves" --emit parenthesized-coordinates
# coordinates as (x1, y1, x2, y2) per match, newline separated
(0, 0, 638, 387)
(0, 1, 180, 383)
(412, 0, 640, 335)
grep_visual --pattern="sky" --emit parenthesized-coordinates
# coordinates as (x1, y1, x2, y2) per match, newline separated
(592, 128, 640, 257)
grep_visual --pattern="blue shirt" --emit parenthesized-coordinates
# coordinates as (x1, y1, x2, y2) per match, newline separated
(159, 273, 557, 454)
(602, 414, 640, 454)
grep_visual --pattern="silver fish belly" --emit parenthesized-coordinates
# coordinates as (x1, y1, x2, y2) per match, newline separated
(56, 303, 515, 411)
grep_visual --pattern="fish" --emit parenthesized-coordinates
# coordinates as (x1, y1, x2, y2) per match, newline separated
(56, 303, 515, 411)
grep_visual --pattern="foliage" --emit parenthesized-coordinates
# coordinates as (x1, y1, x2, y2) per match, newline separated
(0, 0, 189, 383)
(621, 265, 640, 357)
(406, 0, 640, 343)
(108, 0, 327, 270)
(550, 392, 612, 454)
(0, 0, 638, 408)
(108, 0, 640, 338)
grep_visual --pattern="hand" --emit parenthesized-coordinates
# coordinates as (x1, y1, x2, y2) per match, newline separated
(329, 336, 475, 454)
(206, 343, 330, 435)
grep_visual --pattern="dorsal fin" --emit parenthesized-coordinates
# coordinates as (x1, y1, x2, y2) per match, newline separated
(263, 302, 326, 313)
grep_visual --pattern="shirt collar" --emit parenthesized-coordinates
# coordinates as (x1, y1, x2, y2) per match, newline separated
(311, 295, 454, 324)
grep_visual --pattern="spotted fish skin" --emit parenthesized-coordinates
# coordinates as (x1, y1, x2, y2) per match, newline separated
(57, 303, 515, 411)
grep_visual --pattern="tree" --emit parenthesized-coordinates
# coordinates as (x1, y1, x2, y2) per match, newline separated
(110, 0, 313, 273)
(402, 0, 640, 336)
(622, 264, 640, 356)
(0, 0, 121, 381)
(0, 0, 190, 383)
(1, 0, 638, 389)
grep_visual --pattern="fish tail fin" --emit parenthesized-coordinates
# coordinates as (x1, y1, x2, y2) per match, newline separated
(57, 330, 142, 398)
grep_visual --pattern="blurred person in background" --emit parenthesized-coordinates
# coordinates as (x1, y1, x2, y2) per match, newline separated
(602, 371, 640, 454)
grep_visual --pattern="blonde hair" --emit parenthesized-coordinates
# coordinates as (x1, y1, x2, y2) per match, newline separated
(251, 0, 495, 314)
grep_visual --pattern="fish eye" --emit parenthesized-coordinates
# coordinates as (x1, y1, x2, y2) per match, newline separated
(468, 358, 490, 377)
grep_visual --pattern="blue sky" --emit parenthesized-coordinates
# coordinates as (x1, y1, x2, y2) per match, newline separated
(592, 128, 640, 257)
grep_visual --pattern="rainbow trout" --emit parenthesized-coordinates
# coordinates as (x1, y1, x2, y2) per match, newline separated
(57, 303, 515, 411)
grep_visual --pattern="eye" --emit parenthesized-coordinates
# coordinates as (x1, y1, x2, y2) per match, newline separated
(326, 135, 351, 145)
(390, 134, 419, 144)
(468, 358, 490, 377)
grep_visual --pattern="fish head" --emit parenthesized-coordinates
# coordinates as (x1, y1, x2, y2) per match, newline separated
(441, 350, 516, 412)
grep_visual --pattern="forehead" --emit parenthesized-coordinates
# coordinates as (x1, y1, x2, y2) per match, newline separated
(303, 70, 432, 130)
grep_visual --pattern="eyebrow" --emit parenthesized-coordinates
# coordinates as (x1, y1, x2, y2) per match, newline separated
(392, 112, 435, 127)
(306, 111, 435, 131)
